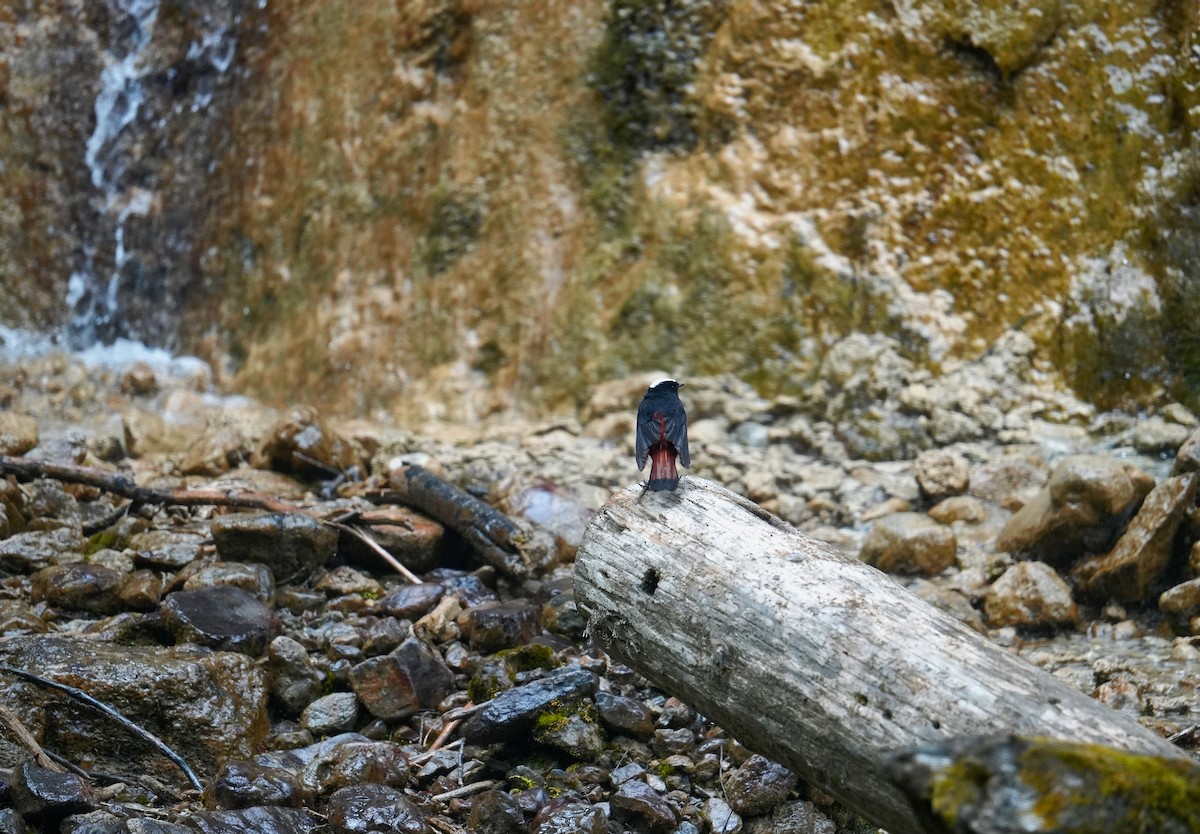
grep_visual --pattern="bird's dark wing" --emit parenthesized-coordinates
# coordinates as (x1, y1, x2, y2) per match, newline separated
(635, 401, 659, 471)
(666, 408, 689, 468)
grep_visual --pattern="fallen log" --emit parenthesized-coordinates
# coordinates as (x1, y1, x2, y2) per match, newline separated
(573, 478, 1187, 834)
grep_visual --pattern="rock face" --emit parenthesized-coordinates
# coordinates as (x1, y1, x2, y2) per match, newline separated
(984, 562, 1079, 632)
(4, 2, 1200, 416)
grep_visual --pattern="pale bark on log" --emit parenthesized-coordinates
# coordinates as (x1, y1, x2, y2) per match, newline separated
(574, 478, 1186, 834)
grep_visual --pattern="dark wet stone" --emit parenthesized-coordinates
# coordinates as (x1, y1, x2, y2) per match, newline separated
(30, 563, 124, 614)
(253, 404, 364, 480)
(427, 569, 498, 607)
(467, 789, 525, 834)
(327, 784, 430, 834)
(130, 529, 207, 570)
(301, 692, 359, 736)
(541, 590, 587, 640)
(531, 800, 606, 834)
(724, 754, 798, 816)
(206, 761, 304, 810)
(466, 601, 542, 652)
(161, 585, 282, 656)
(126, 820, 193, 834)
(0, 635, 268, 775)
(9, 760, 91, 825)
(0, 527, 83, 573)
(658, 697, 696, 728)
(0, 809, 25, 834)
(996, 455, 1154, 566)
(362, 617, 410, 657)
(119, 569, 164, 611)
(859, 513, 957, 575)
(340, 506, 445, 574)
(180, 560, 275, 602)
(0, 599, 46, 634)
(268, 636, 324, 715)
(1073, 473, 1198, 604)
(21, 479, 81, 530)
(652, 728, 695, 755)
(534, 702, 605, 759)
(314, 566, 383, 598)
(984, 562, 1079, 632)
(258, 735, 409, 797)
(594, 691, 654, 738)
(211, 512, 338, 582)
(189, 806, 323, 834)
(377, 583, 445, 620)
(704, 797, 742, 834)
(743, 800, 835, 834)
(462, 667, 598, 744)
(610, 779, 678, 831)
(350, 636, 455, 720)
(61, 809, 125, 834)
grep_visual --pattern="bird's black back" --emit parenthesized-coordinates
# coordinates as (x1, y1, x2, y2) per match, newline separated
(635, 381, 690, 469)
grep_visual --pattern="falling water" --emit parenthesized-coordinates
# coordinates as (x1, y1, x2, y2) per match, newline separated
(64, 0, 243, 349)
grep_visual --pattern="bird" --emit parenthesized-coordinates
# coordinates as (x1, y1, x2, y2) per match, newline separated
(635, 378, 690, 491)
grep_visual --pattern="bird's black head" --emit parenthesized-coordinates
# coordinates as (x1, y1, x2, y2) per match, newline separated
(647, 378, 682, 394)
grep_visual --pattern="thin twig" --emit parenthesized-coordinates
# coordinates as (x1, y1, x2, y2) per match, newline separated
(426, 719, 462, 754)
(0, 665, 203, 792)
(0, 702, 61, 771)
(431, 779, 498, 803)
(330, 522, 423, 584)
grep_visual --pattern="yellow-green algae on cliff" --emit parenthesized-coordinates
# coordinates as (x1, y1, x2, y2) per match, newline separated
(186, 0, 1200, 418)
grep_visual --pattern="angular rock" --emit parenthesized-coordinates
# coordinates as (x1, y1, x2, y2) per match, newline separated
(0, 636, 268, 775)
(859, 513, 957, 575)
(531, 801, 606, 834)
(1173, 426, 1200, 476)
(211, 512, 338, 582)
(119, 569, 164, 611)
(339, 506, 444, 574)
(610, 779, 678, 831)
(180, 425, 249, 477)
(1159, 579, 1200, 636)
(0, 412, 38, 455)
(1072, 473, 1198, 603)
(724, 754, 798, 816)
(377, 583, 445, 620)
(533, 702, 605, 759)
(350, 636, 454, 720)
(541, 589, 587, 640)
(913, 449, 970, 502)
(130, 529, 208, 570)
(181, 560, 275, 602)
(30, 563, 125, 614)
(0, 809, 25, 834)
(467, 789, 525, 834)
(61, 809, 127, 834)
(160, 585, 281, 656)
(0, 527, 83, 573)
(9, 760, 91, 825)
(996, 455, 1155, 566)
(253, 734, 410, 797)
(206, 761, 304, 810)
(927, 495, 988, 525)
(466, 601, 542, 652)
(744, 800, 835, 834)
(984, 561, 1078, 631)
(704, 797, 742, 834)
(1132, 417, 1191, 456)
(127, 820, 193, 834)
(188, 807, 323, 834)
(462, 667, 599, 744)
(253, 405, 364, 480)
(314, 566, 382, 598)
(326, 784, 429, 834)
(301, 692, 359, 737)
(268, 636, 325, 714)
(594, 691, 655, 738)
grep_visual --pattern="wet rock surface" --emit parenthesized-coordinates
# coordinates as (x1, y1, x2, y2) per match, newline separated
(0, 356, 1198, 833)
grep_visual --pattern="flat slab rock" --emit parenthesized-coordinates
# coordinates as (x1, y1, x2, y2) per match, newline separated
(0, 635, 268, 777)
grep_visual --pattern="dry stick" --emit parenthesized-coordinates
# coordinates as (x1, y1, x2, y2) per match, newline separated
(330, 521, 423, 585)
(0, 455, 302, 514)
(0, 702, 61, 771)
(431, 779, 498, 803)
(0, 665, 203, 792)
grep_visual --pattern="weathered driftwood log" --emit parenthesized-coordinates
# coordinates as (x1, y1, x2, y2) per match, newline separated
(573, 478, 1187, 834)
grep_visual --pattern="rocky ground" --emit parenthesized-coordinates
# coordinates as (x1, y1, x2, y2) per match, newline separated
(0, 336, 1198, 834)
